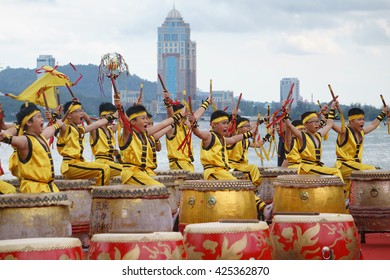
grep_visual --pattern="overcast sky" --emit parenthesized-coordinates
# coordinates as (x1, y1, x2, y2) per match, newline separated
(1, 0, 390, 107)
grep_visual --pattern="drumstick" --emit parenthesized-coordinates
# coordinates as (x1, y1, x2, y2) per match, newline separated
(380, 94, 387, 107)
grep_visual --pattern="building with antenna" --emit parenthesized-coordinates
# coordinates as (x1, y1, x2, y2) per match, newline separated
(280, 77, 300, 108)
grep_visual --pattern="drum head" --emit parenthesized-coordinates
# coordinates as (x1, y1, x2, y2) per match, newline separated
(184, 222, 269, 234)
(91, 185, 170, 199)
(274, 175, 344, 187)
(0, 192, 69, 208)
(180, 180, 256, 191)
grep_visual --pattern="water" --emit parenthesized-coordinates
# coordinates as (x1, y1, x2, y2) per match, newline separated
(1, 121, 389, 180)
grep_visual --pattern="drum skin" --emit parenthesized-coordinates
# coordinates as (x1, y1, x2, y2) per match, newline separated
(183, 222, 273, 260)
(273, 175, 346, 214)
(0, 238, 83, 260)
(258, 168, 298, 204)
(90, 185, 172, 235)
(0, 192, 72, 240)
(88, 232, 186, 260)
(179, 180, 258, 229)
(270, 214, 361, 260)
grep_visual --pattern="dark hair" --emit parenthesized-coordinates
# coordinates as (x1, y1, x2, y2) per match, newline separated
(172, 103, 184, 112)
(291, 119, 303, 127)
(301, 111, 317, 122)
(210, 110, 229, 123)
(16, 103, 41, 125)
(126, 104, 147, 119)
(348, 107, 365, 117)
(147, 112, 153, 119)
(237, 117, 249, 127)
(99, 102, 117, 115)
(63, 100, 82, 115)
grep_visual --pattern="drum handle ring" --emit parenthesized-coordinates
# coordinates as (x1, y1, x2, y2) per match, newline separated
(370, 186, 379, 197)
(322, 246, 334, 260)
(188, 196, 196, 208)
(300, 191, 309, 201)
(207, 196, 217, 208)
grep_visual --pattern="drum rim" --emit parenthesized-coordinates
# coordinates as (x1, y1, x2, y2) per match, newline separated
(183, 221, 269, 233)
(0, 238, 82, 253)
(349, 169, 390, 180)
(0, 192, 69, 208)
(273, 175, 345, 186)
(90, 232, 184, 242)
(261, 168, 298, 177)
(272, 213, 354, 222)
(91, 185, 170, 198)
(180, 180, 256, 191)
(54, 179, 93, 190)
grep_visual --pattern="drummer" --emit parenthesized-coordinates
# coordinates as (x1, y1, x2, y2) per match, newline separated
(163, 90, 211, 172)
(0, 103, 64, 193)
(88, 102, 122, 178)
(332, 102, 388, 200)
(284, 101, 343, 180)
(114, 99, 187, 186)
(282, 119, 305, 169)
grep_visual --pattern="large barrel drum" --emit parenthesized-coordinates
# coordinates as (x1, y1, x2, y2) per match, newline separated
(55, 179, 94, 247)
(0, 237, 83, 260)
(179, 180, 258, 232)
(349, 170, 390, 237)
(0, 192, 71, 240)
(90, 185, 172, 235)
(272, 175, 346, 214)
(183, 221, 273, 260)
(88, 232, 186, 260)
(270, 213, 361, 260)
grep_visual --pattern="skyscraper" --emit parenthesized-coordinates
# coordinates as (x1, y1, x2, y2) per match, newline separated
(280, 78, 300, 108)
(36, 55, 55, 79)
(157, 7, 196, 101)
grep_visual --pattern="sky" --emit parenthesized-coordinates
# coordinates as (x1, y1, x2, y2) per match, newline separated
(1, 0, 390, 107)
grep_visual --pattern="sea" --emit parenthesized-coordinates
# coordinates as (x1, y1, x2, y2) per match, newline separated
(1, 120, 390, 180)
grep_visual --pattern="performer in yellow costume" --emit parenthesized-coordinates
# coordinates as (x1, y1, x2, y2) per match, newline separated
(163, 90, 211, 172)
(115, 102, 186, 186)
(0, 103, 63, 193)
(284, 102, 343, 180)
(227, 117, 264, 186)
(57, 100, 111, 186)
(282, 119, 305, 169)
(332, 104, 388, 199)
(89, 102, 122, 178)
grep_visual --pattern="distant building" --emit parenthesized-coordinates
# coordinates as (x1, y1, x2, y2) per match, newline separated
(157, 6, 196, 102)
(196, 89, 234, 113)
(280, 78, 300, 108)
(36, 55, 55, 79)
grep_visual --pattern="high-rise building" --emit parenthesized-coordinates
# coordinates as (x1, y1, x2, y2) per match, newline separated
(157, 7, 196, 102)
(280, 78, 300, 108)
(36, 55, 55, 79)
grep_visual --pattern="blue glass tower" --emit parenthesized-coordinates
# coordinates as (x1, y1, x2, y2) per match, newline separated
(157, 7, 196, 101)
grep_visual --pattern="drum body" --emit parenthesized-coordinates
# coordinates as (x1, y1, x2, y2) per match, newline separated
(270, 214, 361, 260)
(88, 232, 186, 260)
(258, 168, 298, 204)
(179, 180, 258, 231)
(273, 175, 345, 214)
(153, 175, 181, 215)
(0, 192, 72, 240)
(183, 222, 273, 260)
(90, 185, 172, 235)
(55, 179, 93, 246)
(0, 238, 83, 260)
(349, 170, 390, 233)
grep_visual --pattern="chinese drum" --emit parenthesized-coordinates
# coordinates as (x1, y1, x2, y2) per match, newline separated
(90, 185, 172, 235)
(272, 175, 346, 214)
(349, 170, 390, 236)
(153, 175, 181, 215)
(270, 213, 361, 260)
(0, 237, 83, 260)
(258, 167, 298, 204)
(178, 180, 258, 232)
(183, 221, 273, 260)
(0, 192, 72, 240)
(88, 232, 186, 260)
(55, 179, 94, 246)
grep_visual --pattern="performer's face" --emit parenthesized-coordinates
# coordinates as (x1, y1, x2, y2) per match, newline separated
(212, 119, 229, 136)
(304, 117, 320, 133)
(28, 113, 44, 134)
(131, 113, 148, 132)
(350, 117, 365, 131)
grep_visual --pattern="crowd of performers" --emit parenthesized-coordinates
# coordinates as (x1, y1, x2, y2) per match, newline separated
(0, 89, 389, 219)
